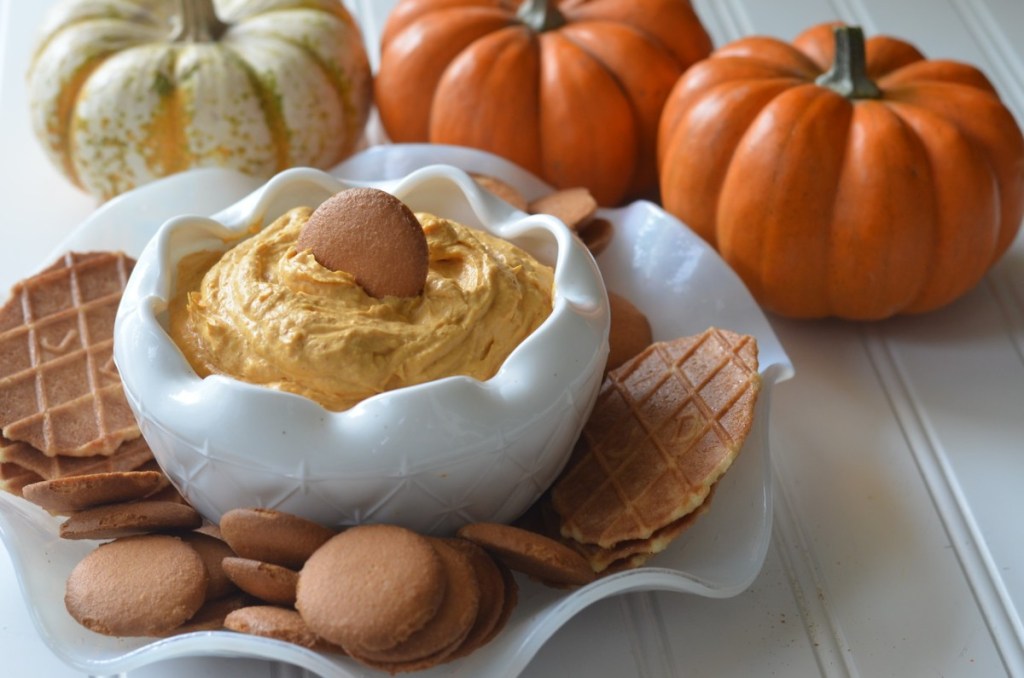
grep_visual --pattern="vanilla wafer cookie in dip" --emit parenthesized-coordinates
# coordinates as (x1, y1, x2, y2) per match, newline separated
(297, 187, 429, 299)
(551, 328, 761, 549)
(0, 252, 138, 457)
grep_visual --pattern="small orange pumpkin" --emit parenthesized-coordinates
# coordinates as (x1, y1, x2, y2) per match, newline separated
(658, 23, 1024, 320)
(376, 0, 712, 205)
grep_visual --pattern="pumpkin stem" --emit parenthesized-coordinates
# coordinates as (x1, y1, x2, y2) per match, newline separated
(516, 0, 566, 32)
(814, 25, 882, 100)
(172, 0, 227, 43)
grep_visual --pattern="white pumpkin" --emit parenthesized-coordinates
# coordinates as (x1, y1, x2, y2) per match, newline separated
(28, 0, 373, 199)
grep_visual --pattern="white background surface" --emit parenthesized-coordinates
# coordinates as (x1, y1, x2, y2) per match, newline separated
(1, 1, 1023, 676)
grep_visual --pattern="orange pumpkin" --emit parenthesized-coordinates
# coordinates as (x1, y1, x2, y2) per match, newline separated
(376, 0, 712, 205)
(658, 23, 1024, 320)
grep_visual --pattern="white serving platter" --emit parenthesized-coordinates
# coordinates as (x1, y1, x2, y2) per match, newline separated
(0, 144, 792, 677)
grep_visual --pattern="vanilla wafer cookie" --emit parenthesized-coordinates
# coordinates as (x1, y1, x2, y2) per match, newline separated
(0, 252, 138, 457)
(65, 534, 208, 637)
(59, 500, 203, 540)
(225, 606, 345, 652)
(166, 593, 251, 635)
(22, 470, 166, 514)
(607, 292, 653, 373)
(577, 217, 614, 255)
(221, 557, 298, 606)
(528, 188, 598, 230)
(470, 173, 529, 212)
(551, 328, 760, 549)
(457, 522, 595, 588)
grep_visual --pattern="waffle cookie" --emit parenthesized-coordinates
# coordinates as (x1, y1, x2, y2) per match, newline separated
(0, 252, 138, 457)
(550, 328, 761, 565)
(0, 462, 44, 496)
(0, 435, 153, 495)
(569, 486, 716, 574)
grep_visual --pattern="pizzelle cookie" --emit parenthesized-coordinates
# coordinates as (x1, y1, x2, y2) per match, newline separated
(0, 434, 154, 485)
(568, 486, 716, 574)
(0, 463, 44, 496)
(0, 251, 139, 457)
(551, 328, 761, 552)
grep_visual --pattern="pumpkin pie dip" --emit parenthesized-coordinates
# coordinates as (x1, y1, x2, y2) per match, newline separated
(168, 207, 554, 411)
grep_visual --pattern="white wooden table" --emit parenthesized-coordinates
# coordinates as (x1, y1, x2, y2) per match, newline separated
(1, 1, 1022, 676)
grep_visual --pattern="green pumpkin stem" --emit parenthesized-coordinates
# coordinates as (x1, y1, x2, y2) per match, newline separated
(173, 0, 227, 42)
(815, 26, 882, 99)
(516, 0, 566, 32)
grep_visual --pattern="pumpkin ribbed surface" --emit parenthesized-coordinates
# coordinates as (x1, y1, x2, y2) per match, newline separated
(376, 0, 712, 206)
(658, 23, 1024, 320)
(28, 0, 373, 200)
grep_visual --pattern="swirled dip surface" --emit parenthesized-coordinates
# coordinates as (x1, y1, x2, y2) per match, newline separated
(169, 207, 554, 411)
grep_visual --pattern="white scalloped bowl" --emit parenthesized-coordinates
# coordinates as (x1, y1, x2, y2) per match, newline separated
(113, 165, 610, 534)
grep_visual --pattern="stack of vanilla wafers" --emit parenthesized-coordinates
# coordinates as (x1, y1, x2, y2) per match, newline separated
(0, 251, 158, 495)
(53, 499, 590, 672)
